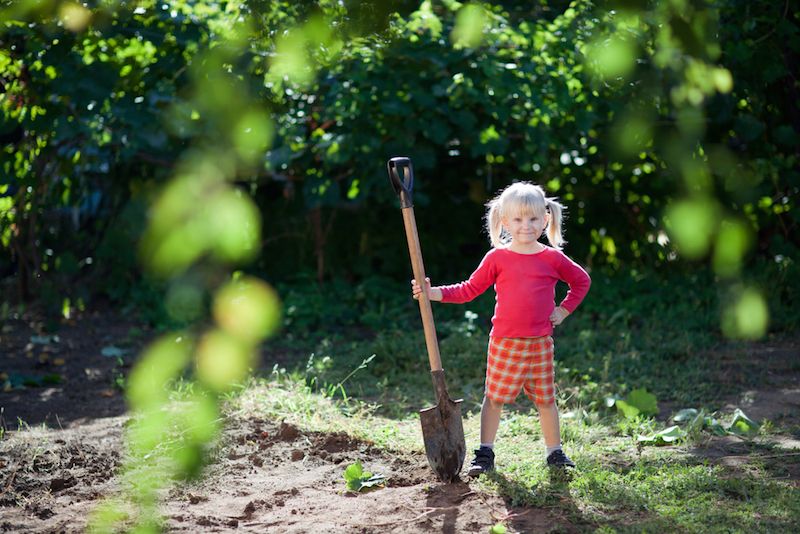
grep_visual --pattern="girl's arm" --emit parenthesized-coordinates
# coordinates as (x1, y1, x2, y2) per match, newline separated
(436, 252, 497, 304)
(556, 253, 591, 313)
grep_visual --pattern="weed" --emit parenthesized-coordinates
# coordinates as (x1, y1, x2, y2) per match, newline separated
(342, 461, 385, 492)
(111, 356, 127, 391)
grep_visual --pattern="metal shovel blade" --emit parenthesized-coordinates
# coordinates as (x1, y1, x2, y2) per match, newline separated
(419, 370, 466, 483)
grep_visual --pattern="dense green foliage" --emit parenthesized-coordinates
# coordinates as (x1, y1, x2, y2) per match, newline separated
(2, 0, 797, 299)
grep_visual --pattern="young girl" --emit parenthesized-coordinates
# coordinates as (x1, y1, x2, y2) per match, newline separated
(411, 182, 590, 477)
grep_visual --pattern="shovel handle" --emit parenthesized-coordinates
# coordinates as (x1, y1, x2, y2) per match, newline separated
(387, 157, 443, 373)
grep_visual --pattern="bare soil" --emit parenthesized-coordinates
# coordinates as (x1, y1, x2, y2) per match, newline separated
(1, 310, 798, 533)
(0, 413, 574, 533)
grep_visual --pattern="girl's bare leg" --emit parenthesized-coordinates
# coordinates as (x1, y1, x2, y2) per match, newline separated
(480, 396, 503, 444)
(537, 402, 561, 447)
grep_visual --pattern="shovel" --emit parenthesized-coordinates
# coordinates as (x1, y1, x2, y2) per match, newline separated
(387, 156, 466, 483)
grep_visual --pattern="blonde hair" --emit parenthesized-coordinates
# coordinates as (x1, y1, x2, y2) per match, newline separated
(485, 182, 566, 249)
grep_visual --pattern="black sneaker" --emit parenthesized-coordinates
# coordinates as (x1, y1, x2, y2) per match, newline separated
(546, 449, 576, 469)
(467, 446, 495, 478)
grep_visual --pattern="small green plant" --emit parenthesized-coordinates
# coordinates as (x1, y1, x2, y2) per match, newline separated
(343, 461, 385, 493)
(609, 388, 659, 420)
(672, 407, 760, 438)
(489, 523, 507, 534)
(112, 357, 126, 391)
(637, 425, 687, 446)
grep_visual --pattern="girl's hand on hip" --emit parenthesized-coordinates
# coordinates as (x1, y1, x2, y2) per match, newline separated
(549, 306, 570, 326)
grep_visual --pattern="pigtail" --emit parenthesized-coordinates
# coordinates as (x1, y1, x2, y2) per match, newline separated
(485, 196, 505, 248)
(545, 198, 566, 249)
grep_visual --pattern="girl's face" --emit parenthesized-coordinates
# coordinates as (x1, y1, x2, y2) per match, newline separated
(502, 208, 548, 247)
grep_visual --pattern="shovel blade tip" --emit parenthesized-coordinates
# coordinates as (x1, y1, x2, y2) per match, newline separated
(419, 401, 466, 483)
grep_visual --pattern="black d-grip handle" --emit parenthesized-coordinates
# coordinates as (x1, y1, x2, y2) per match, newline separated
(387, 156, 414, 209)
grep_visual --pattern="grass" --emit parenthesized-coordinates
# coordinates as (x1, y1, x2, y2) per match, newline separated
(482, 405, 799, 531)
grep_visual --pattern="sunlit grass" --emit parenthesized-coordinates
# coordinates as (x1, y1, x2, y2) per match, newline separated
(230, 376, 424, 453)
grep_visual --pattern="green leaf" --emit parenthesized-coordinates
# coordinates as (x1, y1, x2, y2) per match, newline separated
(358, 474, 386, 490)
(637, 425, 687, 446)
(665, 198, 721, 259)
(343, 461, 385, 492)
(626, 388, 659, 416)
(490, 523, 508, 534)
(673, 408, 699, 423)
(704, 416, 728, 436)
(615, 399, 640, 420)
(343, 461, 364, 486)
(726, 408, 759, 435)
(451, 4, 488, 49)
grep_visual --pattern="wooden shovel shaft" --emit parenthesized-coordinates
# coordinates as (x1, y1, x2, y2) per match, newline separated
(401, 206, 443, 373)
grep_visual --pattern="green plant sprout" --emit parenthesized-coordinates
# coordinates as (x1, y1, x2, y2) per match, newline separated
(343, 461, 385, 493)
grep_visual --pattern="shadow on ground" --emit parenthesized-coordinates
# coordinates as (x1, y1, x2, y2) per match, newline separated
(0, 308, 145, 428)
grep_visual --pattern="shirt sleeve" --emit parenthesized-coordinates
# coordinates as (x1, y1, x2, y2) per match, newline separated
(555, 251, 591, 313)
(437, 251, 497, 304)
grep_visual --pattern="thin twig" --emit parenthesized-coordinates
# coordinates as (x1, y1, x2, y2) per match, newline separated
(362, 505, 461, 528)
(752, 0, 790, 45)
(0, 470, 18, 498)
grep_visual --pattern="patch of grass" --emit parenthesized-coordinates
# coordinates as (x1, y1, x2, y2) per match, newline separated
(234, 374, 423, 453)
(460, 405, 799, 532)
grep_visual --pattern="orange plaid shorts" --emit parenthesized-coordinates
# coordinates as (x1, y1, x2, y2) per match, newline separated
(485, 336, 555, 405)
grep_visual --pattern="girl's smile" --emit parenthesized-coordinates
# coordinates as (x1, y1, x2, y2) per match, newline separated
(502, 212, 548, 251)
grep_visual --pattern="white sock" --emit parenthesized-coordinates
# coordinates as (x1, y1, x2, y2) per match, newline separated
(480, 443, 494, 450)
(545, 444, 562, 458)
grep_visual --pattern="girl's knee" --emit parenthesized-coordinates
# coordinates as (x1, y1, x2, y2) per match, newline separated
(484, 396, 504, 409)
(535, 399, 556, 410)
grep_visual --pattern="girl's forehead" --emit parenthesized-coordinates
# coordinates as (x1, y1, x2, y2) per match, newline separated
(504, 199, 546, 217)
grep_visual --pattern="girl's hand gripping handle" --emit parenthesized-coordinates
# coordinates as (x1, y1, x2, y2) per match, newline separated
(387, 157, 443, 373)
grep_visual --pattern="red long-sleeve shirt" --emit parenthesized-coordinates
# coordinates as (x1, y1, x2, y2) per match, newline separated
(437, 247, 591, 338)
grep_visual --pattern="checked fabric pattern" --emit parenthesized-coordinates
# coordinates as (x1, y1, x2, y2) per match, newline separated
(485, 336, 555, 405)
